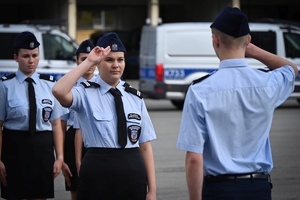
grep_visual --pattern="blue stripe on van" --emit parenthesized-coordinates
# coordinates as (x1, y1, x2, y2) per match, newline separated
(139, 67, 156, 79)
(139, 67, 215, 80)
(0, 71, 66, 81)
(140, 67, 300, 81)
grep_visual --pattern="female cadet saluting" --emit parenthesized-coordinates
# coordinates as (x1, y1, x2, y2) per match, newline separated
(53, 32, 157, 200)
(61, 39, 97, 200)
(0, 31, 68, 200)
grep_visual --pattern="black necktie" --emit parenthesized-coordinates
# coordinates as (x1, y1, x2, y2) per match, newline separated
(109, 88, 127, 148)
(25, 77, 36, 135)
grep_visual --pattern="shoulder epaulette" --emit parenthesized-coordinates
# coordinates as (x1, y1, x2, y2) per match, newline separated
(123, 82, 131, 87)
(258, 68, 272, 72)
(192, 74, 210, 85)
(81, 81, 100, 88)
(39, 74, 55, 82)
(1, 73, 16, 81)
(123, 82, 143, 99)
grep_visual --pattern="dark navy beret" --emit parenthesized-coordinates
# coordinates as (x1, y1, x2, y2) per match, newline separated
(210, 6, 250, 38)
(96, 32, 126, 53)
(14, 31, 40, 49)
(76, 39, 95, 54)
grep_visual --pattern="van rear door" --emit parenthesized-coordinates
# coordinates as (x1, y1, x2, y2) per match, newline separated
(139, 25, 166, 99)
(281, 29, 300, 100)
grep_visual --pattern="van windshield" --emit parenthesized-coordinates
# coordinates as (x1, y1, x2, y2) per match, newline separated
(283, 32, 300, 58)
(43, 33, 76, 60)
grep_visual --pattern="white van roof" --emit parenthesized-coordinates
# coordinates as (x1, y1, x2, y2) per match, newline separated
(0, 24, 67, 34)
(155, 21, 300, 32)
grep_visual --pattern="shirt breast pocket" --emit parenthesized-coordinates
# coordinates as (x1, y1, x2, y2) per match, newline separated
(93, 111, 113, 122)
(8, 99, 27, 118)
(93, 111, 113, 135)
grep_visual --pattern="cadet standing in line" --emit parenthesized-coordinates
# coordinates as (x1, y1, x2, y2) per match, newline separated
(52, 32, 157, 200)
(0, 31, 68, 200)
(61, 39, 97, 200)
(176, 6, 298, 200)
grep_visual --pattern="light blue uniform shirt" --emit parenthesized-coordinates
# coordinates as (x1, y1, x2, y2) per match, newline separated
(70, 76, 156, 148)
(73, 115, 80, 129)
(176, 58, 295, 176)
(61, 75, 97, 126)
(0, 70, 69, 131)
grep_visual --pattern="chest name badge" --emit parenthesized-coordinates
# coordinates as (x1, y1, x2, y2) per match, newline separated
(128, 113, 141, 120)
(42, 106, 53, 122)
(128, 125, 141, 144)
(42, 99, 53, 105)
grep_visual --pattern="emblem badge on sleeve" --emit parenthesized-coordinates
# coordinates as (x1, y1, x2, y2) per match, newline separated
(41, 99, 53, 105)
(42, 107, 53, 122)
(128, 113, 141, 120)
(128, 125, 141, 144)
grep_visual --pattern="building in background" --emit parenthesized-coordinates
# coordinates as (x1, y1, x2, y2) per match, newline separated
(1, 0, 300, 79)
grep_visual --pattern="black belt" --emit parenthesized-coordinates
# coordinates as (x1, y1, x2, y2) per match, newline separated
(3, 128, 51, 135)
(204, 173, 270, 184)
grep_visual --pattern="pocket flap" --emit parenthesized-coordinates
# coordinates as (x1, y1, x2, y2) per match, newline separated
(8, 99, 26, 107)
(93, 111, 113, 121)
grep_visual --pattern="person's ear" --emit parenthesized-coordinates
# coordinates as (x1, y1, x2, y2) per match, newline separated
(13, 54, 18, 63)
(212, 34, 220, 48)
(247, 34, 251, 46)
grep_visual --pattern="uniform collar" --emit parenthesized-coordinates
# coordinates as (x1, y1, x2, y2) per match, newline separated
(96, 76, 124, 95)
(76, 76, 87, 86)
(76, 75, 97, 86)
(219, 58, 249, 70)
(115, 80, 125, 95)
(16, 70, 39, 84)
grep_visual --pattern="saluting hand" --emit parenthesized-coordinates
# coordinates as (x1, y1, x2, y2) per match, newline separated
(87, 46, 111, 65)
(0, 161, 7, 187)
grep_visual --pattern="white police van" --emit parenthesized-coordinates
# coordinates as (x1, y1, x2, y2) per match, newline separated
(139, 21, 300, 109)
(0, 23, 78, 80)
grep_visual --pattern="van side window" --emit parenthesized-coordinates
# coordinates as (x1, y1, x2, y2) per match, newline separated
(43, 33, 76, 60)
(283, 32, 300, 58)
(0, 33, 19, 59)
(250, 31, 276, 54)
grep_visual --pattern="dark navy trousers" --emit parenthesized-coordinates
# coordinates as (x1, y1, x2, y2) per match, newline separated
(203, 179, 272, 200)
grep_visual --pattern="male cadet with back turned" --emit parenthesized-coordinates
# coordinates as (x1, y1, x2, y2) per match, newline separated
(176, 6, 298, 200)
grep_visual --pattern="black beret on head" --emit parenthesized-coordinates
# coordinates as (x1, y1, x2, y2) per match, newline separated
(14, 31, 40, 49)
(96, 32, 126, 53)
(210, 6, 250, 38)
(76, 39, 95, 54)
